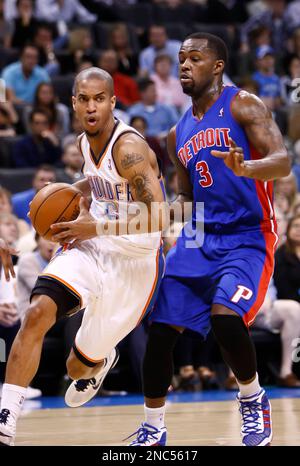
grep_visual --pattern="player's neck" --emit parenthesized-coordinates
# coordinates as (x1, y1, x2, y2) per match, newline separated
(86, 115, 116, 156)
(192, 82, 224, 120)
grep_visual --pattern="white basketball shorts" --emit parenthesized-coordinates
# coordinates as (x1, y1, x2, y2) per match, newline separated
(38, 237, 164, 363)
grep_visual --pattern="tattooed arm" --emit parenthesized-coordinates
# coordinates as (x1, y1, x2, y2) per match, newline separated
(211, 91, 290, 181)
(108, 132, 167, 235)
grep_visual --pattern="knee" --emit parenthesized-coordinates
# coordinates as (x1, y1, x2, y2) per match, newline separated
(22, 300, 55, 337)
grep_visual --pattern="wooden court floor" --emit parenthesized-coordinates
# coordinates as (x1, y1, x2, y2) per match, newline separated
(15, 398, 300, 446)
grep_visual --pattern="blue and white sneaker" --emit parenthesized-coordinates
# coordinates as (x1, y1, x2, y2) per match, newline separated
(238, 388, 272, 446)
(65, 347, 119, 408)
(126, 422, 167, 446)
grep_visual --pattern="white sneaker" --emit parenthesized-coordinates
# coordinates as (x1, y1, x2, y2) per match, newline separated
(26, 387, 42, 400)
(0, 409, 15, 446)
(65, 348, 119, 408)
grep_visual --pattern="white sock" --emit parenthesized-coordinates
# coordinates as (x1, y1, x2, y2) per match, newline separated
(0, 384, 27, 424)
(144, 404, 165, 429)
(237, 373, 261, 398)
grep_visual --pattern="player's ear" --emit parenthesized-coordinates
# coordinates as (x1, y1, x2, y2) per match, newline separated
(111, 95, 116, 111)
(72, 96, 76, 111)
(214, 60, 225, 76)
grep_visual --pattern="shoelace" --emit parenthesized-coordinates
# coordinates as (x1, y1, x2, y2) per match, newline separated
(239, 400, 262, 434)
(75, 378, 96, 392)
(0, 409, 10, 425)
(124, 423, 160, 444)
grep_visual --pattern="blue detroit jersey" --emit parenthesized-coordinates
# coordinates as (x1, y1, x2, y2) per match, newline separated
(175, 85, 275, 233)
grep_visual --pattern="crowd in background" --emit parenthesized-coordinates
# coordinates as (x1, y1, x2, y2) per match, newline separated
(0, 0, 300, 396)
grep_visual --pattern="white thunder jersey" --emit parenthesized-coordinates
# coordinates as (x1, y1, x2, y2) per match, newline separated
(79, 119, 162, 255)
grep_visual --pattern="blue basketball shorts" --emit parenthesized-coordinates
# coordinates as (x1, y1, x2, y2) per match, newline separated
(151, 229, 277, 338)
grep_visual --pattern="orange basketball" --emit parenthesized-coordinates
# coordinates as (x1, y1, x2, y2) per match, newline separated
(29, 183, 81, 241)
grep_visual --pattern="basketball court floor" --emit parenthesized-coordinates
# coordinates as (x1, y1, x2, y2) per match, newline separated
(14, 388, 300, 446)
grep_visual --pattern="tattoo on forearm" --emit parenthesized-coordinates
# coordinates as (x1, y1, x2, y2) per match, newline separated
(132, 172, 154, 205)
(121, 152, 144, 170)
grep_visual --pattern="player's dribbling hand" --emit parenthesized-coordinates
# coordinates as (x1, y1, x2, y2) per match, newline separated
(50, 197, 97, 245)
(211, 138, 250, 177)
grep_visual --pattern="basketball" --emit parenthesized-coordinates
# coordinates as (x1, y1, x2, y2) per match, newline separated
(29, 183, 81, 241)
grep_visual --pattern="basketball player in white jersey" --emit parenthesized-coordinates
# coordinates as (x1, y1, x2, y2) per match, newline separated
(0, 68, 166, 446)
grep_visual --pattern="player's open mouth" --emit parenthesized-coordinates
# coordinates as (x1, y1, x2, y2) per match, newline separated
(87, 117, 97, 126)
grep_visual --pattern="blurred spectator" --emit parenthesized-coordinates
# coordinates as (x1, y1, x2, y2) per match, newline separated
(12, 164, 56, 224)
(23, 82, 70, 140)
(108, 23, 139, 77)
(252, 45, 282, 111)
(129, 115, 168, 171)
(247, 279, 300, 387)
(8, 0, 39, 49)
(76, 56, 95, 73)
(17, 234, 56, 319)
(285, 0, 300, 32)
(12, 108, 62, 168)
(281, 55, 300, 106)
(274, 192, 292, 218)
(150, 54, 188, 114)
(62, 113, 83, 148)
(238, 25, 272, 77)
(0, 0, 12, 48)
(0, 106, 16, 137)
(274, 215, 300, 303)
(237, 76, 259, 95)
(98, 50, 140, 107)
(0, 213, 41, 397)
(1, 44, 50, 104)
(127, 78, 178, 140)
(240, 0, 289, 54)
(35, 0, 97, 24)
(275, 172, 299, 211)
(0, 187, 30, 237)
(139, 25, 181, 78)
(68, 27, 96, 72)
(59, 142, 84, 183)
(75, 0, 119, 21)
(33, 22, 61, 77)
(290, 27, 300, 59)
(275, 208, 288, 248)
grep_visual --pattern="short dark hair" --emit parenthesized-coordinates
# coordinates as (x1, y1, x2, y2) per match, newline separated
(34, 164, 56, 175)
(154, 53, 173, 66)
(129, 115, 148, 128)
(72, 66, 114, 96)
(137, 78, 155, 93)
(21, 43, 39, 56)
(184, 32, 228, 64)
(29, 108, 50, 123)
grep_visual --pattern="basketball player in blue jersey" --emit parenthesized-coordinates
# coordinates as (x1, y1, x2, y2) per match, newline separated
(127, 33, 290, 447)
(0, 68, 167, 446)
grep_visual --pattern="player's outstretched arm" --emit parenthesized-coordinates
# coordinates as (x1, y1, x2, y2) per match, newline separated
(0, 238, 18, 281)
(211, 91, 290, 181)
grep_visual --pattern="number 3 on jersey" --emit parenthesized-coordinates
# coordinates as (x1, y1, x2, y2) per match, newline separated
(196, 161, 213, 188)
